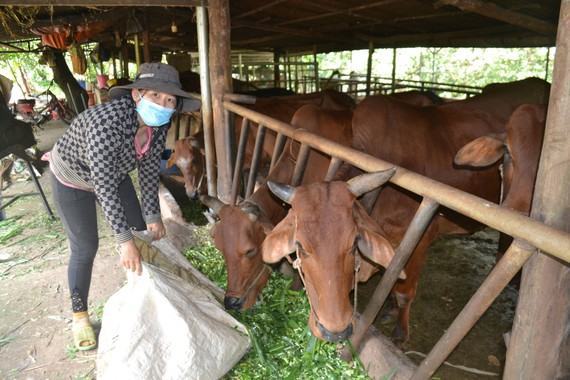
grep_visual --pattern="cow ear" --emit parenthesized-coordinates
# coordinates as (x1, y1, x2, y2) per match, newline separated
(454, 134, 506, 167)
(166, 154, 176, 169)
(353, 202, 406, 280)
(262, 210, 296, 263)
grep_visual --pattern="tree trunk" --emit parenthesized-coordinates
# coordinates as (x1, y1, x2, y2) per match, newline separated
(51, 49, 88, 115)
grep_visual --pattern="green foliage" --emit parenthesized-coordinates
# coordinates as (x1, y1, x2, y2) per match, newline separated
(0, 218, 23, 244)
(184, 241, 370, 379)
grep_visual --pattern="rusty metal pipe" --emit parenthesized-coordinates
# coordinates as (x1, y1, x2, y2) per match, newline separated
(344, 197, 439, 355)
(230, 117, 250, 205)
(411, 240, 536, 380)
(223, 93, 257, 104)
(291, 143, 311, 186)
(245, 125, 266, 198)
(324, 157, 343, 181)
(270, 133, 287, 172)
(222, 101, 570, 263)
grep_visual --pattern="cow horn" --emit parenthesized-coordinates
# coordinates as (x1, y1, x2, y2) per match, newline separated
(267, 181, 296, 204)
(347, 168, 396, 197)
(200, 195, 225, 215)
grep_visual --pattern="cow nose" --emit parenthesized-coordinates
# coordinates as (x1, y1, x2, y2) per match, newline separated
(224, 296, 243, 310)
(317, 321, 353, 342)
(186, 189, 199, 200)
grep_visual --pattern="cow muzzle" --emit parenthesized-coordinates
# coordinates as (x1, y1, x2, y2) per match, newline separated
(316, 320, 353, 342)
(224, 296, 243, 310)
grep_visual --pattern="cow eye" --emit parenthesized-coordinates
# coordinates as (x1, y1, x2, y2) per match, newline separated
(245, 248, 257, 258)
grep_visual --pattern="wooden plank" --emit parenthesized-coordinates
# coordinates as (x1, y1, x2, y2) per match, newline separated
(437, 0, 557, 36)
(504, 1, 570, 377)
(232, 20, 356, 45)
(278, 0, 401, 26)
(7, 0, 202, 5)
(208, 0, 233, 202)
(234, 0, 288, 19)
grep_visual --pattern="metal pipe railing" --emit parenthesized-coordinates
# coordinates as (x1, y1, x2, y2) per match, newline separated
(223, 100, 570, 264)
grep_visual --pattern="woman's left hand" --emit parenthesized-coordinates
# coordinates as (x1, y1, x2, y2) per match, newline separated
(147, 221, 166, 240)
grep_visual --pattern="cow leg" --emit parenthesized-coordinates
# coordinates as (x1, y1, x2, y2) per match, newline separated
(391, 237, 433, 346)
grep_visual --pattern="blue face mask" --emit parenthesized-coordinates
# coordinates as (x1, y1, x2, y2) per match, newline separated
(136, 92, 176, 127)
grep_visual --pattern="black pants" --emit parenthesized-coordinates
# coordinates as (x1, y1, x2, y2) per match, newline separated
(51, 174, 146, 312)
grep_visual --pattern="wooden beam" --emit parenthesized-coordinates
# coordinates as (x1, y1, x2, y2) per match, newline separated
(4, 0, 203, 5)
(437, 0, 557, 36)
(234, 0, 288, 19)
(504, 1, 570, 377)
(277, 0, 400, 27)
(232, 20, 356, 45)
(208, 0, 233, 202)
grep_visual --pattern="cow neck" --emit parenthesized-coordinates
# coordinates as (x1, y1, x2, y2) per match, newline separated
(288, 221, 362, 330)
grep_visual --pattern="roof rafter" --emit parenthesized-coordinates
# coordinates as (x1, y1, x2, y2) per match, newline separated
(436, 0, 556, 36)
(1, 0, 203, 6)
(232, 20, 359, 46)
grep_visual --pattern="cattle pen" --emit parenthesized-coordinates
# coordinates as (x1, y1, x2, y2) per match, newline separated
(1, 1, 569, 379)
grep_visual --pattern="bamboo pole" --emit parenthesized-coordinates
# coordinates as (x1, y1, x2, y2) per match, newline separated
(196, 4, 217, 196)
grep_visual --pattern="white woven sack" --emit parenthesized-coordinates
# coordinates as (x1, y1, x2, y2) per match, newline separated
(97, 263, 250, 380)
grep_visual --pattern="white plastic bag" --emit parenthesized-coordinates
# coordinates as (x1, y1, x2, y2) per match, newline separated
(97, 263, 250, 380)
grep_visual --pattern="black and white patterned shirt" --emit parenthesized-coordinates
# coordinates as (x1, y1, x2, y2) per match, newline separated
(50, 96, 167, 243)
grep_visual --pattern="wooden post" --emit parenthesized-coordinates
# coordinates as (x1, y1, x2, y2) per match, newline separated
(544, 47, 551, 82)
(313, 47, 319, 92)
(143, 11, 151, 63)
(366, 41, 374, 96)
(273, 49, 280, 87)
(285, 51, 292, 90)
(121, 39, 129, 78)
(208, 0, 233, 202)
(294, 55, 299, 93)
(238, 53, 243, 79)
(503, 2, 570, 378)
(134, 33, 141, 71)
(391, 48, 397, 93)
(196, 4, 217, 197)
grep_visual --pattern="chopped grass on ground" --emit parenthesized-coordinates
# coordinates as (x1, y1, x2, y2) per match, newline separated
(184, 241, 370, 379)
(0, 218, 23, 244)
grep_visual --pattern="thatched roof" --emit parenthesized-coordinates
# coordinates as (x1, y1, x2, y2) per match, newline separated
(0, 1, 561, 54)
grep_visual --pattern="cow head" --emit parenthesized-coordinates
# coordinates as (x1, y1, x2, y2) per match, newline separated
(261, 170, 405, 342)
(454, 104, 546, 214)
(200, 195, 272, 311)
(167, 137, 205, 200)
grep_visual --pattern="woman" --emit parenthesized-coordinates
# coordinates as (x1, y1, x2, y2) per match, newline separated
(50, 63, 200, 351)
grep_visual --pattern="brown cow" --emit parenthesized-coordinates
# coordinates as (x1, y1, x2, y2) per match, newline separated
(201, 105, 353, 311)
(166, 134, 205, 200)
(263, 94, 508, 343)
(390, 90, 444, 106)
(263, 171, 405, 341)
(169, 91, 355, 199)
(443, 77, 549, 126)
(455, 104, 547, 263)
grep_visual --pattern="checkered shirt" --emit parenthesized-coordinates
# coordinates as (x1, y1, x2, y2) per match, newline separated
(51, 96, 168, 243)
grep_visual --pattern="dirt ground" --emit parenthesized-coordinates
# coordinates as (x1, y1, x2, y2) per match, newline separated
(0, 120, 125, 380)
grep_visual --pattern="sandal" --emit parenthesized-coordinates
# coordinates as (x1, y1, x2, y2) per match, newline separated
(72, 318, 97, 351)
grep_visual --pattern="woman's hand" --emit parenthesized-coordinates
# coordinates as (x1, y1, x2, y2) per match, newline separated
(147, 221, 166, 241)
(120, 239, 142, 275)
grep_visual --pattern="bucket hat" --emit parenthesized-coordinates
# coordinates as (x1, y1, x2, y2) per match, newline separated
(109, 62, 201, 113)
